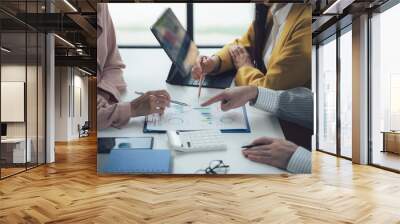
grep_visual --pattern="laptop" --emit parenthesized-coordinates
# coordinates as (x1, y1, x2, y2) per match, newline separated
(151, 8, 236, 89)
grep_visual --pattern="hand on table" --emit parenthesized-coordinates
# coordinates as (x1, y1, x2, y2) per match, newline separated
(201, 86, 258, 111)
(130, 90, 171, 117)
(242, 137, 298, 170)
(191, 55, 220, 80)
(229, 45, 254, 69)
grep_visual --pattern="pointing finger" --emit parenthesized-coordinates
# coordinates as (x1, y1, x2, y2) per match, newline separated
(201, 93, 227, 107)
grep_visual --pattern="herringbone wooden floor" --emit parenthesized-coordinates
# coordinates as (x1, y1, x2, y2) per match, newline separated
(1, 135, 400, 224)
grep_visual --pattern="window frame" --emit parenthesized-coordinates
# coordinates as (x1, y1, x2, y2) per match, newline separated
(116, 3, 251, 49)
(315, 23, 353, 161)
(338, 25, 353, 159)
(367, 0, 400, 173)
(0, 1, 47, 180)
(315, 0, 400, 173)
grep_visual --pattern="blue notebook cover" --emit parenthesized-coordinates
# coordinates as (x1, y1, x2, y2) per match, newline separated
(98, 137, 154, 154)
(143, 106, 251, 133)
(98, 149, 171, 174)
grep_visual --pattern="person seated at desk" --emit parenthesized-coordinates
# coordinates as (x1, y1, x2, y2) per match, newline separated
(97, 4, 171, 129)
(191, 3, 311, 90)
(202, 86, 312, 173)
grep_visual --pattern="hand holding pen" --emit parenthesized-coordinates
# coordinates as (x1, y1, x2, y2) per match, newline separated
(129, 90, 171, 117)
(241, 137, 299, 170)
(191, 55, 219, 80)
(198, 56, 207, 99)
(135, 91, 189, 106)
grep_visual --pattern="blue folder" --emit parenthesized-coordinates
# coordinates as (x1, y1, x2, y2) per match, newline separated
(143, 106, 251, 133)
(98, 149, 171, 174)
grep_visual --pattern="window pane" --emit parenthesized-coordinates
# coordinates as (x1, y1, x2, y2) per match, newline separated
(1, 31, 28, 177)
(38, 33, 46, 165)
(371, 3, 400, 171)
(318, 38, 337, 154)
(390, 75, 400, 130)
(108, 3, 186, 46)
(340, 29, 352, 158)
(194, 3, 253, 45)
(27, 31, 38, 169)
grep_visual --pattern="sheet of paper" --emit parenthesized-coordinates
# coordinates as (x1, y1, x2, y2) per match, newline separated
(145, 103, 248, 131)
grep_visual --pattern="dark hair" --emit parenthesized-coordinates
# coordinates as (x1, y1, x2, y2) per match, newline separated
(253, 4, 270, 74)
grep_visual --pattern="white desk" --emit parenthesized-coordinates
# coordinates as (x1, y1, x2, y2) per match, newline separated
(1, 138, 31, 163)
(98, 49, 286, 174)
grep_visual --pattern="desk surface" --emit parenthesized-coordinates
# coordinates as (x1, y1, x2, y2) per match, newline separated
(1, 138, 27, 143)
(98, 49, 286, 174)
(381, 131, 400, 134)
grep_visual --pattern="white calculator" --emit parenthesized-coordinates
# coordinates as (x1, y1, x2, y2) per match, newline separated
(167, 130, 227, 152)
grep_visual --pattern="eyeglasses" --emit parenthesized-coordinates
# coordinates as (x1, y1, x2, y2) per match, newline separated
(196, 160, 230, 174)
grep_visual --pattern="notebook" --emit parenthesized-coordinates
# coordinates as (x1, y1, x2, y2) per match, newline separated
(98, 149, 171, 174)
(98, 137, 154, 154)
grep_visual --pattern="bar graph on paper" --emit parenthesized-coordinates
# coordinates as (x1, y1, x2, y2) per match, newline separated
(193, 107, 213, 124)
(145, 104, 248, 132)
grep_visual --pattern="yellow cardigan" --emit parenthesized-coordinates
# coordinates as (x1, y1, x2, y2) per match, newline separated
(215, 4, 312, 90)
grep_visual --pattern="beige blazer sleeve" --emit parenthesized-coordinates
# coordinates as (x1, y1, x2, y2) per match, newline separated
(97, 4, 131, 129)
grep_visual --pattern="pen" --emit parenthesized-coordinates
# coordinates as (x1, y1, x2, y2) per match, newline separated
(134, 91, 189, 106)
(198, 56, 206, 99)
(241, 143, 265, 149)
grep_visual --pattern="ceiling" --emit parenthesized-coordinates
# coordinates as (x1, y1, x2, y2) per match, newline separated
(312, 0, 390, 43)
(0, 0, 96, 74)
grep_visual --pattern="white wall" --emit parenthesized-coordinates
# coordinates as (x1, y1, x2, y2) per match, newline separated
(1, 65, 42, 138)
(76, 72, 89, 138)
(1, 65, 26, 139)
(1, 64, 46, 164)
(55, 67, 69, 141)
(54, 67, 89, 141)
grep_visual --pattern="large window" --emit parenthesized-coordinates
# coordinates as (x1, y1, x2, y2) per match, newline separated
(108, 3, 186, 46)
(109, 3, 253, 47)
(339, 28, 352, 158)
(317, 37, 337, 154)
(0, 1, 46, 179)
(370, 2, 400, 171)
(316, 25, 353, 159)
(193, 3, 253, 45)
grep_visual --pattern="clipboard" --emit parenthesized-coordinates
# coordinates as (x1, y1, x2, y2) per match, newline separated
(143, 106, 251, 133)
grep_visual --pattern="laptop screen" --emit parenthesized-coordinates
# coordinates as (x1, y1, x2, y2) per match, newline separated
(151, 8, 199, 77)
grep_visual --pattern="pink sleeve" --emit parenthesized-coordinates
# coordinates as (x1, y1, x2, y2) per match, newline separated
(97, 4, 131, 130)
(97, 94, 132, 129)
(100, 4, 126, 93)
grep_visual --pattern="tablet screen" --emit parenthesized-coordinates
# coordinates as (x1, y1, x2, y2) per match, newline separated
(151, 8, 199, 77)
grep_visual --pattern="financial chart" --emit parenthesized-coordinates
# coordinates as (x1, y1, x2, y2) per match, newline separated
(145, 103, 249, 132)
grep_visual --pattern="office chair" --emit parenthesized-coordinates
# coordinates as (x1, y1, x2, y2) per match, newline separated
(78, 121, 90, 138)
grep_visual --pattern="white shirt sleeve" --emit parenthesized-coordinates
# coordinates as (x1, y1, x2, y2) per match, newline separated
(251, 87, 313, 130)
(286, 147, 311, 174)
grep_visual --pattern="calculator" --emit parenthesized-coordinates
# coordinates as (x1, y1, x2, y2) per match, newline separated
(167, 130, 227, 152)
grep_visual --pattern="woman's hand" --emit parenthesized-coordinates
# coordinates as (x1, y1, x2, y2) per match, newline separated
(130, 90, 171, 117)
(201, 86, 258, 111)
(242, 137, 298, 170)
(229, 45, 254, 69)
(191, 55, 220, 80)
